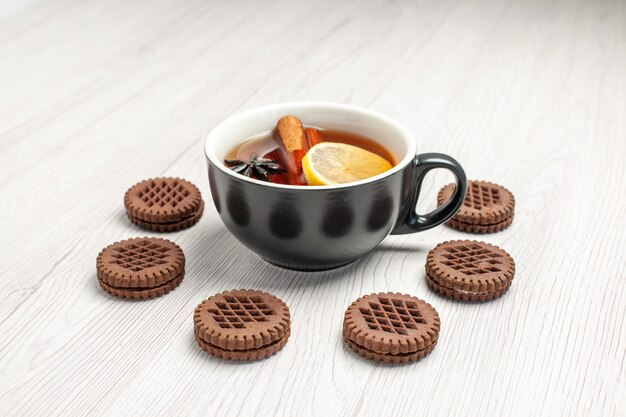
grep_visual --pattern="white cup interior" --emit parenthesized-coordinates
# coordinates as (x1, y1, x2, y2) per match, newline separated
(205, 102, 416, 189)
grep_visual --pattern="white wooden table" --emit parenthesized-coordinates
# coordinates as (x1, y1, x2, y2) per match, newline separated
(1, 0, 624, 416)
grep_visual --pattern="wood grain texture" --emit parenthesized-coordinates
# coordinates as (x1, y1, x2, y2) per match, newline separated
(0, 0, 624, 416)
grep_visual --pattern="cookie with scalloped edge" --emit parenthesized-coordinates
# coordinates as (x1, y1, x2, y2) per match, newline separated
(426, 240, 515, 301)
(345, 337, 438, 364)
(438, 180, 514, 233)
(343, 292, 440, 363)
(195, 329, 291, 361)
(446, 216, 513, 234)
(96, 237, 185, 299)
(194, 289, 291, 360)
(124, 177, 204, 232)
(98, 274, 184, 300)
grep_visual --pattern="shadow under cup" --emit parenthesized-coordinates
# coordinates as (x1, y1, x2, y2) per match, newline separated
(205, 103, 467, 271)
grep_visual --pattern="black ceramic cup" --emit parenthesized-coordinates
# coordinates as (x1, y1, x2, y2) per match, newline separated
(205, 102, 467, 271)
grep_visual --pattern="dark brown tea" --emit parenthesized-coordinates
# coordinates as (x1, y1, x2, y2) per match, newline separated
(225, 116, 397, 186)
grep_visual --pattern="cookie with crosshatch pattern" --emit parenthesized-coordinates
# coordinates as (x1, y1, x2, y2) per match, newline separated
(193, 290, 291, 361)
(426, 240, 515, 301)
(438, 180, 514, 233)
(343, 293, 440, 364)
(124, 177, 204, 232)
(96, 237, 185, 299)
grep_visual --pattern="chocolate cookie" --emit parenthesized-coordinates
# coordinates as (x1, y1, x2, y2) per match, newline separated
(343, 293, 440, 364)
(97, 237, 185, 299)
(194, 290, 291, 361)
(425, 240, 515, 301)
(438, 180, 514, 233)
(124, 177, 204, 232)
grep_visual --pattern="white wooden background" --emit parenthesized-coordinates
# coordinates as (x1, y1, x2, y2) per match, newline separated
(0, 0, 624, 416)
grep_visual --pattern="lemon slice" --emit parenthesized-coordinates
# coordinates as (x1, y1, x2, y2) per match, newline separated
(302, 142, 393, 185)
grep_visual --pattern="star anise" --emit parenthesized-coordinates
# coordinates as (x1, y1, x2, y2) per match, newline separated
(224, 154, 287, 181)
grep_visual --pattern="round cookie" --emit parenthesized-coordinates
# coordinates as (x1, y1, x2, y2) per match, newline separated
(345, 338, 438, 364)
(124, 177, 204, 232)
(343, 292, 440, 364)
(445, 216, 514, 234)
(96, 237, 185, 299)
(425, 240, 515, 302)
(438, 180, 515, 233)
(194, 329, 291, 361)
(194, 289, 291, 361)
(99, 274, 184, 299)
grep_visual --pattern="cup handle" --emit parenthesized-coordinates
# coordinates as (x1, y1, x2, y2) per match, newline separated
(391, 153, 467, 235)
